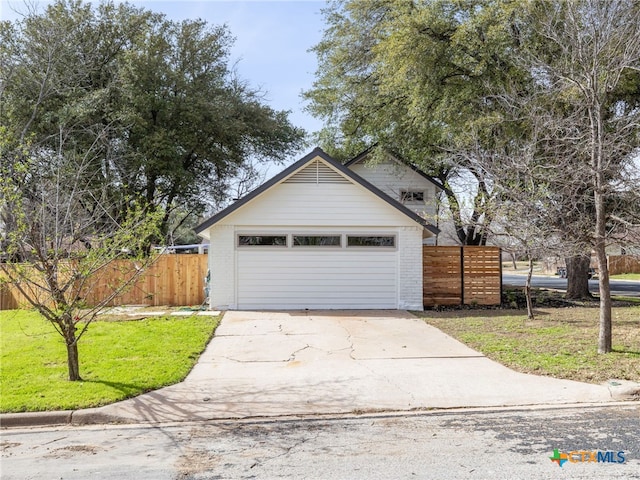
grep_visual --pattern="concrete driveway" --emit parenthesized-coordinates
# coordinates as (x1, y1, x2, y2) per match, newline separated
(69, 310, 630, 425)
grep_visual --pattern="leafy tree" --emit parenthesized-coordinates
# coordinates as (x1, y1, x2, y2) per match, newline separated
(1, 0, 306, 243)
(165, 208, 202, 246)
(0, 0, 307, 379)
(305, 0, 528, 245)
(116, 16, 306, 238)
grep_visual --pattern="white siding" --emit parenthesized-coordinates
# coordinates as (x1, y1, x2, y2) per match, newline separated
(398, 226, 424, 310)
(348, 158, 438, 221)
(223, 182, 418, 228)
(208, 225, 235, 309)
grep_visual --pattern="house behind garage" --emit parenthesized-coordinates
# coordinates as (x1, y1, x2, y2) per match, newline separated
(195, 147, 440, 311)
(344, 148, 445, 245)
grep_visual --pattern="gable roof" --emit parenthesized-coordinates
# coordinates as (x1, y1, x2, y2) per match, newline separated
(194, 147, 440, 235)
(344, 146, 446, 192)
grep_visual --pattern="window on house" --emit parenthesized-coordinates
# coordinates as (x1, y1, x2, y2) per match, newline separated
(400, 190, 425, 203)
(293, 235, 341, 247)
(238, 235, 287, 247)
(346, 235, 395, 247)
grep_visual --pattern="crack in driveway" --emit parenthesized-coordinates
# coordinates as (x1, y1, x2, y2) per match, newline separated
(288, 344, 311, 361)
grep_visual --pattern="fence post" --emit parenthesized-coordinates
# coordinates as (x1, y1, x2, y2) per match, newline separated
(499, 248, 503, 305)
(460, 246, 465, 306)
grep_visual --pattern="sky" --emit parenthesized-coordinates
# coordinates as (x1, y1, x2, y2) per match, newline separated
(0, 0, 328, 171)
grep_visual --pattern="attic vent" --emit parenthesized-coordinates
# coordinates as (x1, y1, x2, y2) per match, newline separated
(284, 160, 351, 184)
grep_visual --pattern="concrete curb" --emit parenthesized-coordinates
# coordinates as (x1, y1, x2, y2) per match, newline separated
(71, 408, 134, 426)
(1, 410, 73, 428)
(3, 400, 639, 429)
(0, 408, 134, 429)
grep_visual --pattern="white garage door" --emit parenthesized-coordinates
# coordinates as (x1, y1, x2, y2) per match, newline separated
(236, 236, 398, 309)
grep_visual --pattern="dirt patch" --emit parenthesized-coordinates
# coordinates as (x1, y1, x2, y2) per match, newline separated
(95, 305, 208, 322)
(176, 448, 222, 478)
(45, 444, 101, 458)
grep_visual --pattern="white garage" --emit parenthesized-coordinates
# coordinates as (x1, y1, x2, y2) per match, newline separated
(195, 148, 438, 311)
(236, 233, 398, 309)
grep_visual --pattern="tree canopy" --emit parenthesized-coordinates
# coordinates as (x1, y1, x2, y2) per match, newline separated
(305, 0, 530, 245)
(1, 0, 306, 243)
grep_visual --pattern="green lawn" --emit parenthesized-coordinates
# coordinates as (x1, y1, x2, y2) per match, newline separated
(418, 307, 640, 384)
(611, 273, 640, 281)
(1, 310, 220, 413)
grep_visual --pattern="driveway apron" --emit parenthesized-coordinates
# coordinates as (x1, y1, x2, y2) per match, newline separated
(84, 310, 617, 424)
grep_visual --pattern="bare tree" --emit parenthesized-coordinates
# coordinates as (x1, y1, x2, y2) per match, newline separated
(524, 0, 640, 352)
(0, 133, 161, 381)
(485, 134, 567, 319)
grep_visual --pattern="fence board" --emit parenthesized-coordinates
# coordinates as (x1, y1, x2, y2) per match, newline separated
(463, 247, 502, 305)
(423, 247, 463, 306)
(0, 283, 17, 310)
(423, 246, 502, 307)
(0, 254, 208, 310)
(608, 255, 640, 276)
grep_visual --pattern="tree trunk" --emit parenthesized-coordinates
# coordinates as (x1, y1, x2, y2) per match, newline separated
(446, 189, 488, 246)
(525, 255, 534, 320)
(594, 177, 612, 353)
(595, 244, 612, 353)
(66, 339, 81, 381)
(565, 255, 592, 299)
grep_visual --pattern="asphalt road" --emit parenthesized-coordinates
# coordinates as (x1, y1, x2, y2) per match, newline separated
(2, 405, 638, 479)
(503, 274, 640, 297)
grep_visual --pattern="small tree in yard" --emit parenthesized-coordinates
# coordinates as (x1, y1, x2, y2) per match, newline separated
(486, 134, 566, 319)
(0, 136, 161, 381)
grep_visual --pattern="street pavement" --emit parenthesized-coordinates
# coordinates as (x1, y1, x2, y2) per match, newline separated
(503, 273, 640, 297)
(4, 310, 636, 428)
(2, 405, 639, 479)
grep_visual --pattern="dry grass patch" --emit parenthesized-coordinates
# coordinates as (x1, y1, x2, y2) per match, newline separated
(418, 307, 639, 384)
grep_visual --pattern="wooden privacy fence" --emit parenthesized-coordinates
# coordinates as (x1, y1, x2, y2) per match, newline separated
(0, 254, 208, 310)
(423, 246, 502, 307)
(608, 255, 640, 276)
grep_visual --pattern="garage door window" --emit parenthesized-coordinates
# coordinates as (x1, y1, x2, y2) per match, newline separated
(293, 235, 341, 247)
(238, 235, 287, 247)
(347, 235, 395, 247)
